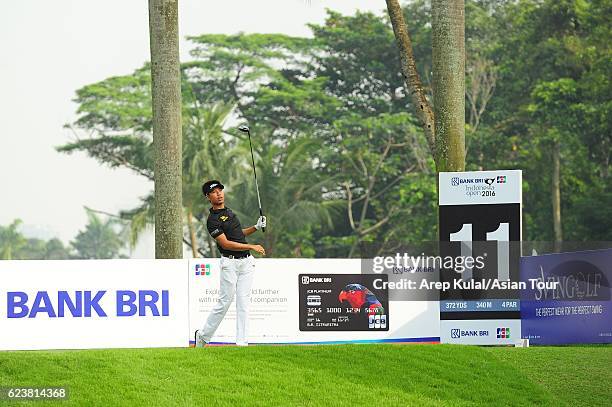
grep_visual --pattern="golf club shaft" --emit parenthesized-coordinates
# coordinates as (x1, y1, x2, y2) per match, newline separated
(247, 130, 265, 233)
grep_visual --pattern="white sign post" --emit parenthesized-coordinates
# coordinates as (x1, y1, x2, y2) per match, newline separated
(438, 170, 522, 345)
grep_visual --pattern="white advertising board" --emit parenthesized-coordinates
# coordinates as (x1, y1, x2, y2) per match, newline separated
(0, 258, 441, 350)
(188, 259, 440, 345)
(0, 260, 189, 351)
(439, 170, 523, 345)
(439, 319, 521, 345)
(438, 170, 522, 206)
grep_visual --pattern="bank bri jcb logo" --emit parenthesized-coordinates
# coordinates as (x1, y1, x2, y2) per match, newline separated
(497, 327, 510, 339)
(368, 314, 387, 329)
(195, 264, 211, 276)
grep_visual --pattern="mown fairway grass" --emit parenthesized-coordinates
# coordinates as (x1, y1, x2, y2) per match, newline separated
(0, 344, 610, 406)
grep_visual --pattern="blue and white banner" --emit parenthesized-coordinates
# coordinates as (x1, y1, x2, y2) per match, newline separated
(0, 260, 189, 350)
(439, 170, 523, 345)
(188, 259, 440, 345)
(0, 258, 440, 350)
(520, 249, 612, 344)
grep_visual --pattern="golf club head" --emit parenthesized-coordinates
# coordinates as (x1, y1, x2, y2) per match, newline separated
(238, 125, 250, 133)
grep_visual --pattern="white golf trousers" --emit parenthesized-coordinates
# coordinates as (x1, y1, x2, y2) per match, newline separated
(200, 255, 255, 345)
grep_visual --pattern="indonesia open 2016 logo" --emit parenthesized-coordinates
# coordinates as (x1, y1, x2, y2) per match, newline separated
(195, 264, 211, 277)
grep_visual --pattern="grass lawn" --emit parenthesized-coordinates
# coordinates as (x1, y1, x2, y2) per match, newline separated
(0, 344, 610, 406)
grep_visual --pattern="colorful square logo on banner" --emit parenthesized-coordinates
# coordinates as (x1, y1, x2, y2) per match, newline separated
(497, 175, 507, 183)
(497, 327, 510, 339)
(195, 264, 211, 276)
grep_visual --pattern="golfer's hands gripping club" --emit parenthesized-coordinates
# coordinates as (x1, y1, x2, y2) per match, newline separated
(255, 216, 267, 231)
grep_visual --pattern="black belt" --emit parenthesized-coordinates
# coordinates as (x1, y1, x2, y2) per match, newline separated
(221, 253, 250, 259)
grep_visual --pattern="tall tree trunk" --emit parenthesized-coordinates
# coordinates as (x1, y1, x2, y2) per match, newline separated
(552, 140, 562, 249)
(386, 1, 466, 240)
(207, 234, 217, 258)
(148, 0, 183, 259)
(432, 0, 465, 172)
(385, 0, 436, 156)
(186, 208, 199, 258)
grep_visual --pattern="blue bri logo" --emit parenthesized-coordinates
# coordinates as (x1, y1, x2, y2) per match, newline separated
(450, 329, 489, 338)
(6, 290, 170, 318)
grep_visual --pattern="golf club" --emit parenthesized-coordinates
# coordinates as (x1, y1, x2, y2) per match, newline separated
(238, 125, 265, 233)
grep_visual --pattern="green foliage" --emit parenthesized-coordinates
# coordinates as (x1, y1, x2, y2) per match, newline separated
(397, 172, 439, 242)
(57, 1, 611, 257)
(20, 238, 72, 260)
(228, 136, 343, 257)
(183, 33, 314, 107)
(71, 210, 127, 259)
(0, 220, 27, 260)
(72, 66, 153, 132)
(58, 67, 154, 180)
(0, 220, 72, 260)
(486, 0, 611, 240)
(309, 10, 405, 114)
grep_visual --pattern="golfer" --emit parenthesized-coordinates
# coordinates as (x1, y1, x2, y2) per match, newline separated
(195, 180, 266, 347)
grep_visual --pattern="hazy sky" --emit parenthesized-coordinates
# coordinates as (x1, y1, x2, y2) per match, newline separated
(0, 0, 383, 255)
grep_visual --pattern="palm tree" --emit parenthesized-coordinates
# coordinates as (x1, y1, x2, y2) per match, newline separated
(71, 210, 126, 259)
(0, 219, 27, 260)
(385, 0, 465, 172)
(385, 0, 436, 155)
(182, 101, 237, 257)
(119, 193, 155, 250)
(432, 0, 465, 171)
(229, 136, 342, 257)
(119, 106, 339, 258)
(148, 0, 183, 259)
(120, 101, 238, 257)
